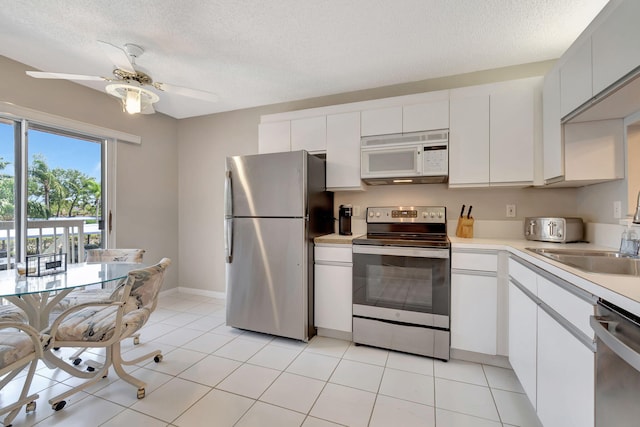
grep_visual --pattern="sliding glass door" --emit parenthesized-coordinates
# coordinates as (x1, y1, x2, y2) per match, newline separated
(0, 119, 108, 269)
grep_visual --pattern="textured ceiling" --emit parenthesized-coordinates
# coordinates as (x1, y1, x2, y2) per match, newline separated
(0, 0, 609, 119)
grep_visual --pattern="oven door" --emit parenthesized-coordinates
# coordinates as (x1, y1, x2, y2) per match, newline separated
(352, 245, 450, 328)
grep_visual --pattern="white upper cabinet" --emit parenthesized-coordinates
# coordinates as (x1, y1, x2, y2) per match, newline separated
(563, 119, 624, 184)
(592, 0, 640, 95)
(360, 106, 403, 136)
(449, 89, 490, 186)
(490, 78, 539, 185)
(326, 111, 364, 190)
(291, 116, 326, 153)
(560, 38, 592, 118)
(543, 68, 563, 183)
(403, 99, 449, 133)
(258, 121, 291, 154)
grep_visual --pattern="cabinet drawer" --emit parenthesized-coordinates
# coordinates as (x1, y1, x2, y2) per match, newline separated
(452, 251, 497, 272)
(537, 275, 595, 339)
(509, 258, 537, 295)
(315, 245, 352, 263)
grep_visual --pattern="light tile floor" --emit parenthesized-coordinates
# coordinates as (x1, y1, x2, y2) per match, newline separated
(2, 292, 543, 426)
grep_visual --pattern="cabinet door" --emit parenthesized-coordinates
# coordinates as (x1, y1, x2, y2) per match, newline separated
(314, 263, 352, 332)
(490, 78, 538, 184)
(592, 0, 640, 95)
(258, 121, 290, 154)
(537, 308, 594, 427)
(451, 272, 497, 355)
(449, 93, 490, 186)
(560, 38, 593, 117)
(326, 112, 363, 190)
(508, 281, 538, 409)
(403, 99, 449, 133)
(543, 68, 564, 182)
(361, 106, 402, 136)
(291, 116, 326, 153)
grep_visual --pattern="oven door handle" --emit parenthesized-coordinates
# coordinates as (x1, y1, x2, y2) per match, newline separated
(353, 245, 449, 259)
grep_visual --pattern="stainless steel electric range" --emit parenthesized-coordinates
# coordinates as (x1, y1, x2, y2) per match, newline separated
(352, 206, 450, 360)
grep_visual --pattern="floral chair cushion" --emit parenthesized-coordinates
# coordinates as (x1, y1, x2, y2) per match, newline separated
(0, 305, 28, 323)
(48, 305, 151, 342)
(0, 331, 36, 369)
(85, 249, 145, 264)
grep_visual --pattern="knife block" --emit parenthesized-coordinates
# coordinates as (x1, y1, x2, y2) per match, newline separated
(456, 217, 474, 238)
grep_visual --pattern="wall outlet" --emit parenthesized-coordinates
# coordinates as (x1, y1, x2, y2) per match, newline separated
(506, 204, 516, 218)
(613, 201, 622, 219)
(353, 205, 361, 217)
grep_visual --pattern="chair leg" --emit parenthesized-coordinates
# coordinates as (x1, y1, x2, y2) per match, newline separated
(0, 359, 40, 426)
(48, 349, 112, 410)
(110, 341, 162, 398)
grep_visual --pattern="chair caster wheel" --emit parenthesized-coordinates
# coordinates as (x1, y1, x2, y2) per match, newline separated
(73, 358, 82, 366)
(52, 400, 66, 411)
(26, 401, 36, 412)
(137, 388, 145, 399)
(87, 366, 95, 372)
(133, 336, 140, 345)
(153, 354, 163, 363)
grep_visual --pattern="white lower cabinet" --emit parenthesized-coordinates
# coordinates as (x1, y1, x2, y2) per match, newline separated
(451, 272, 497, 354)
(508, 256, 596, 427)
(314, 244, 352, 333)
(508, 280, 538, 409)
(537, 307, 595, 427)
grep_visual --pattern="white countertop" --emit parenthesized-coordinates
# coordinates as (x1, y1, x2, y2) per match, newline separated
(450, 236, 640, 316)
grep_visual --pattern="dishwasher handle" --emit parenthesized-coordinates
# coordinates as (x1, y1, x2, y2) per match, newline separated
(591, 315, 640, 373)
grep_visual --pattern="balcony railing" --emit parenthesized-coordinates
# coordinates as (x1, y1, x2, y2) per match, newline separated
(0, 219, 101, 270)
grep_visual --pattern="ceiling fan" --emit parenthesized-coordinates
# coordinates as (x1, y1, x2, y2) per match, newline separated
(26, 41, 219, 114)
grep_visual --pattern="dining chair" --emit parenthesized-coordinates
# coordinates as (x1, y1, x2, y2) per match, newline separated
(45, 258, 171, 411)
(51, 248, 145, 367)
(0, 322, 44, 426)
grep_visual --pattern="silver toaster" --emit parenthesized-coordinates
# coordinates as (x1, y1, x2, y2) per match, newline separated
(524, 217, 584, 243)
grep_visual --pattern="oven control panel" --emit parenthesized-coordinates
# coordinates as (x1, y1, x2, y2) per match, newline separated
(366, 206, 446, 223)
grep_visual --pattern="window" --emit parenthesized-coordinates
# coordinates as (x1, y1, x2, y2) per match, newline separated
(0, 118, 113, 269)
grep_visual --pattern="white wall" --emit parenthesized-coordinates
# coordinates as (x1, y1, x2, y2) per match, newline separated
(175, 60, 587, 293)
(1, 56, 180, 288)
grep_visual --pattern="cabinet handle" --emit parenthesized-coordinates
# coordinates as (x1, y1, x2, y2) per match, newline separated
(591, 315, 640, 372)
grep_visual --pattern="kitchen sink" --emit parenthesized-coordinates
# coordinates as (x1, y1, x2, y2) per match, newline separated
(525, 247, 640, 276)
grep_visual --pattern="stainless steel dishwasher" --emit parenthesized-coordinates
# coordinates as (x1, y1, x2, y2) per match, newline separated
(591, 300, 640, 427)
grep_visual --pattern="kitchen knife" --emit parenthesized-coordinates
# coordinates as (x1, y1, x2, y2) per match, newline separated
(467, 205, 473, 218)
(460, 205, 465, 218)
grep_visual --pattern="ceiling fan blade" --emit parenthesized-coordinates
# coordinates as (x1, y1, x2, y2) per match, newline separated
(97, 40, 135, 74)
(26, 71, 107, 81)
(154, 82, 219, 102)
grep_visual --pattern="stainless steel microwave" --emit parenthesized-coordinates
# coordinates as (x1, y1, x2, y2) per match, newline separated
(360, 130, 448, 185)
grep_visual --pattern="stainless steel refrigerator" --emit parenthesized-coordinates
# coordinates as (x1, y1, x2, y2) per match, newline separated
(224, 150, 334, 341)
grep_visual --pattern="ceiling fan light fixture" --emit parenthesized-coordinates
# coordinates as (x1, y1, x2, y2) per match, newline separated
(105, 83, 159, 115)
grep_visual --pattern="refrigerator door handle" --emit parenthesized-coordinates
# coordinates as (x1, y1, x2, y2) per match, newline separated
(225, 170, 233, 263)
(225, 218, 233, 263)
(225, 170, 233, 218)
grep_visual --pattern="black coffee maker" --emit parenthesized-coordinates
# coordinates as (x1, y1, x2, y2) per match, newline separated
(338, 204, 353, 235)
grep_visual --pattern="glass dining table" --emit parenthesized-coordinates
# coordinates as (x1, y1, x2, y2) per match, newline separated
(0, 262, 143, 331)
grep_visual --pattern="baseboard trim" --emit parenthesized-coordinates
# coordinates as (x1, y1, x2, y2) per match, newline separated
(450, 348, 511, 368)
(159, 286, 226, 299)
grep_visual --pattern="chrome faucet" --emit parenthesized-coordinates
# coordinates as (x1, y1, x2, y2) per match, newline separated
(635, 191, 640, 224)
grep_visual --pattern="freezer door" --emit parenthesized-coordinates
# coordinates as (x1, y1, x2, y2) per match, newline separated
(226, 151, 306, 218)
(226, 217, 310, 341)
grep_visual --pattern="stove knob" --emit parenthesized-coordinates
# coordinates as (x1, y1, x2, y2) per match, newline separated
(422, 212, 428, 218)
(375, 212, 381, 218)
(438, 211, 443, 218)
(430, 212, 435, 218)
(369, 211, 374, 218)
